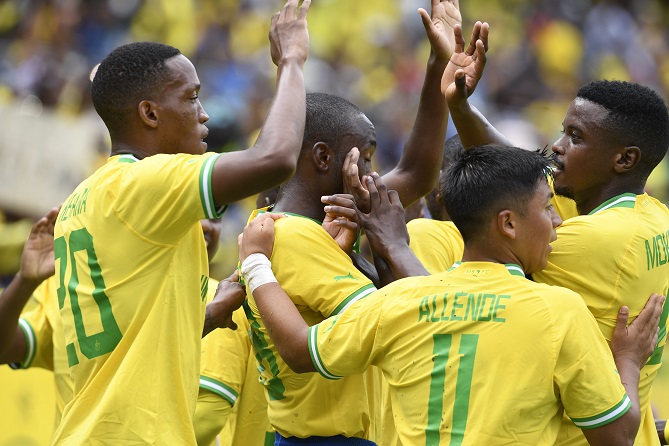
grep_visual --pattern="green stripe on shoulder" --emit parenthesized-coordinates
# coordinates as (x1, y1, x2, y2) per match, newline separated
(198, 153, 225, 219)
(199, 375, 239, 405)
(307, 326, 341, 380)
(331, 283, 376, 315)
(9, 318, 37, 369)
(571, 394, 631, 429)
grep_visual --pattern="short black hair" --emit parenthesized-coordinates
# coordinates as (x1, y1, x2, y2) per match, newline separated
(304, 93, 364, 155)
(441, 145, 552, 244)
(91, 42, 181, 134)
(576, 80, 669, 179)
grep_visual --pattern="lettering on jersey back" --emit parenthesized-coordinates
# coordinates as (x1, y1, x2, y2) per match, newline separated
(418, 292, 510, 323)
(645, 230, 669, 270)
(59, 188, 90, 221)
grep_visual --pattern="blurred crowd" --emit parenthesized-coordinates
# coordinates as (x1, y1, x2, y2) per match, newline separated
(1, 0, 669, 278)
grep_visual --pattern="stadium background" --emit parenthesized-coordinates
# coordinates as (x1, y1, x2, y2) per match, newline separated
(0, 0, 668, 444)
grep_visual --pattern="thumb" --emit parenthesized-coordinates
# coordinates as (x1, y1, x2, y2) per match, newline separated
(616, 305, 630, 334)
(455, 69, 467, 96)
(418, 8, 434, 35)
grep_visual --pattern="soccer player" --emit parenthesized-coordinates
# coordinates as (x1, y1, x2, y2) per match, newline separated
(0, 210, 247, 436)
(240, 3, 482, 443)
(441, 33, 669, 446)
(49, 0, 311, 443)
(238, 145, 663, 446)
(194, 217, 273, 446)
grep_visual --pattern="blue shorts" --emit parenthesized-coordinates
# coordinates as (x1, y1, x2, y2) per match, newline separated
(274, 433, 377, 446)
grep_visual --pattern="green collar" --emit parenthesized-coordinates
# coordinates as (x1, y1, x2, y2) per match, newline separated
(589, 193, 636, 215)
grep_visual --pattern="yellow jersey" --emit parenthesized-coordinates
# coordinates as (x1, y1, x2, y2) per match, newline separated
(407, 219, 463, 273)
(309, 262, 630, 445)
(244, 209, 379, 439)
(534, 192, 669, 446)
(195, 279, 273, 445)
(52, 153, 223, 445)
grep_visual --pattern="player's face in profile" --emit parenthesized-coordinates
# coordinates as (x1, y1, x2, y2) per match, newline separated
(201, 218, 222, 263)
(348, 113, 376, 178)
(155, 55, 210, 155)
(514, 179, 562, 274)
(551, 98, 614, 200)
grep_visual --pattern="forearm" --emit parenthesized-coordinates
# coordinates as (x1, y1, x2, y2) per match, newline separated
(350, 252, 380, 289)
(613, 358, 641, 443)
(372, 254, 397, 287)
(387, 55, 449, 205)
(252, 282, 313, 373)
(450, 101, 513, 149)
(252, 58, 306, 172)
(0, 272, 39, 359)
(374, 244, 429, 281)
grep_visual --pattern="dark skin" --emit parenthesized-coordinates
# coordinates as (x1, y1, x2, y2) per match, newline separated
(273, 0, 467, 225)
(657, 419, 668, 445)
(440, 20, 644, 216)
(111, 0, 311, 208)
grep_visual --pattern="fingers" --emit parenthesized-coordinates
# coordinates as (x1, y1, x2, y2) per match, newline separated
(324, 204, 357, 221)
(388, 189, 403, 207)
(371, 173, 390, 206)
(466, 21, 481, 56)
(453, 23, 464, 54)
(297, 0, 311, 20)
(225, 270, 240, 282)
(474, 38, 487, 69)
(454, 69, 467, 96)
(615, 305, 630, 335)
(418, 8, 435, 36)
(479, 22, 490, 52)
(281, 0, 298, 20)
(450, 0, 460, 11)
(321, 194, 355, 209)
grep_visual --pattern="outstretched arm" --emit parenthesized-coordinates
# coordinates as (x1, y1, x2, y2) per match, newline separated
(441, 21, 512, 148)
(379, 1, 461, 208)
(583, 294, 664, 446)
(0, 207, 59, 363)
(237, 214, 314, 372)
(211, 0, 311, 207)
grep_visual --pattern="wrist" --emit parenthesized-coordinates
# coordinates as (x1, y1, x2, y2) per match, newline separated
(14, 271, 42, 291)
(240, 253, 278, 294)
(278, 56, 306, 69)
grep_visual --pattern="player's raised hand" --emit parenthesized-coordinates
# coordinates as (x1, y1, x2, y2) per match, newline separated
(342, 147, 372, 213)
(20, 206, 60, 284)
(610, 293, 665, 369)
(418, 0, 462, 62)
(441, 21, 489, 109)
(269, 0, 311, 66)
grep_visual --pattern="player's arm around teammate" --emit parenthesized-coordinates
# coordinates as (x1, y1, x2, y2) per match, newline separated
(0, 206, 59, 364)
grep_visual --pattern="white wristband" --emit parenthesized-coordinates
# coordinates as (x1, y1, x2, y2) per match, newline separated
(240, 253, 277, 294)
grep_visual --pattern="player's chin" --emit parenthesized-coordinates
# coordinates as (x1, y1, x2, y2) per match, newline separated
(199, 140, 208, 153)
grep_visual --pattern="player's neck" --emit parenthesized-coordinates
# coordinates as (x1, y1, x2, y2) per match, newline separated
(272, 185, 325, 223)
(110, 142, 156, 160)
(462, 244, 523, 270)
(575, 182, 644, 215)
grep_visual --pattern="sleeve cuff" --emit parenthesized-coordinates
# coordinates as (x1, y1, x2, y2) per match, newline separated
(9, 318, 37, 369)
(199, 153, 227, 219)
(570, 394, 631, 429)
(307, 326, 341, 380)
(199, 376, 239, 406)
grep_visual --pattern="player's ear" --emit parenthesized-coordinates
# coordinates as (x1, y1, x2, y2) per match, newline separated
(497, 209, 517, 240)
(138, 100, 159, 129)
(613, 146, 641, 173)
(312, 142, 334, 173)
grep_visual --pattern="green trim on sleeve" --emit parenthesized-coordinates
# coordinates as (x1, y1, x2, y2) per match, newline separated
(331, 283, 376, 316)
(199, 375, 239, 406)
(198, 153, 226, 219)
(9, 318, 37, 370)
(307, 326, 341, 380)
(117, 154, 139, 163)
(571, 394, 631, 429)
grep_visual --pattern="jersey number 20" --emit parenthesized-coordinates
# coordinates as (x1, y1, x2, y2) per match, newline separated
(55, 228, 122, 367)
